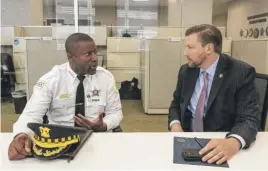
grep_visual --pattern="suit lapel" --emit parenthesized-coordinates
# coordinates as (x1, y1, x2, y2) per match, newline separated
(205, 55, 227, 114)
(182, 67, 199, 114)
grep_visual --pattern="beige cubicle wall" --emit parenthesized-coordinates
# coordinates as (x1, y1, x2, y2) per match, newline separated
(141, 38, 182, 114)
(232, 39, 268, 74)
(12, 38, 66, 98)
(26, 40, 67, 98)
(52, 26, 108, 46)
(107, 37, 141, 89)
(141, 27, 183, 38)
(22, 26, 52, 37)
(1, 26, 51, 45)
(13, 26, 52, 37)
(1, 26, 14, 45)
(140, 27, 226, 39)
(13, 38, 27, 91)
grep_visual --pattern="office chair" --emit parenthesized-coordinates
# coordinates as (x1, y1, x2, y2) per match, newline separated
(254, 73, 268, 131)
(1, 53, 16, 98)
(112, 126, 123, 132)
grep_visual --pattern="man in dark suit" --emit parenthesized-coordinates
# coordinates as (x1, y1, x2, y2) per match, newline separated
(169, 24, 261, 165)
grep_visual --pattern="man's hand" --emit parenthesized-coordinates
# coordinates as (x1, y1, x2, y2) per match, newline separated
(199, 138, 241, 165)
(74, 113, 107, 132)
(171, 123, 184, 132)
(8, 133, 32, 160)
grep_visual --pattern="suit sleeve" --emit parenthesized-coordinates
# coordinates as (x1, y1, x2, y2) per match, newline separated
(168, 66, 184, 130)
(227, 67, 261, 148)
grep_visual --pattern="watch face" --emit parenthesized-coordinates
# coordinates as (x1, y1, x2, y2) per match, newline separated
(253, 28, 259, 39)
(240, 29, 243, 37)
(249, 28, 253, 37)
(260, 27, 264, 36)
(266, 26, 268, 36)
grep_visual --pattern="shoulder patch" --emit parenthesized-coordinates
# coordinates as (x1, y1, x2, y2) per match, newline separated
(96, 66, 118, 93)
(35, 81, 46, 89)
(96, 66, 113, 78)
(113, 79, 118, 93)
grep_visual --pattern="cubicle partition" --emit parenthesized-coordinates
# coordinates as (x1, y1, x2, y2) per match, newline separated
(232, 39, 268, 74)
(107, 37, 141, 89)
(25, 39, 67, 98)
(141, 38, 182, 114)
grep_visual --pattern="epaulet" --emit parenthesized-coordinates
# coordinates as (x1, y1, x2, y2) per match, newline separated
(96, 66, 118, 93)
(96, 66, 114, 79)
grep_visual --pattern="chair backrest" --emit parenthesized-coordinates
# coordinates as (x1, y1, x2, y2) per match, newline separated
(255, 73, 268, 131)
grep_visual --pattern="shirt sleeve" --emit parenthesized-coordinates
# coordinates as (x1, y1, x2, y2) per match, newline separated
(13, 72, 54, 137)
(227, 134, 246, 149)
(103, 76, 123, 131)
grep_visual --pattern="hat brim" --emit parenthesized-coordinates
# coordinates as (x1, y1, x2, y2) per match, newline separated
(32, 143, 71, 160)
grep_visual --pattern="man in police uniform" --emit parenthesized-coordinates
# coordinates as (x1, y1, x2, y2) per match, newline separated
(8, 33, 123, 160)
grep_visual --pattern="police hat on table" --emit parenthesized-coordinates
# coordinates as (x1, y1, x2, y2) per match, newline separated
(27, 123, 92, 160)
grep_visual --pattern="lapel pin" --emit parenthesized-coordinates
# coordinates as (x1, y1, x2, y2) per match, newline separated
(219, 74, 223, 78)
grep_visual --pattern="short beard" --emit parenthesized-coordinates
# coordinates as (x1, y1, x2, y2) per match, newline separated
(188, 55, 206, 68)
(188, 61, 201, 68)
(69, 62, 87, 75)
(88, 67, 96, 75)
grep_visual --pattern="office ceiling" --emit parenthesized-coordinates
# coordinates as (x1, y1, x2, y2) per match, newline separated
(44, 0, 235, 16)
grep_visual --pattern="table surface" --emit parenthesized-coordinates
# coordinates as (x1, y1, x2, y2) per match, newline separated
(1, 132, 268, 171)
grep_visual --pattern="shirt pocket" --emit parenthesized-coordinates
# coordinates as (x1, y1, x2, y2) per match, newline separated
(50, 99, 75, 122)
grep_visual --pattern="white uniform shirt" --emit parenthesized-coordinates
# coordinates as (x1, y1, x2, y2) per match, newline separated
(13, 63, 123, 136)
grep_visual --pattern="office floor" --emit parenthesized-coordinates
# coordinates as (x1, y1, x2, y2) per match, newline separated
(1, 100, 267, 132)
(1, 100, 168, 132)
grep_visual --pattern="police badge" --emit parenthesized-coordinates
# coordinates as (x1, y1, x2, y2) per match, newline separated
(92, 89, 99, 97)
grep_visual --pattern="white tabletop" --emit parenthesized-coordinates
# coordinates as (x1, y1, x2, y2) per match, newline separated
(0, 132, 268, 171)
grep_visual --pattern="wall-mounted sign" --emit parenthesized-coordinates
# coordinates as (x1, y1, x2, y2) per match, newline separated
(260, 27, 264, 36)
(253, 28, 259, 39)
(240, 29, 243, 37)
(249, 28, 253, 37)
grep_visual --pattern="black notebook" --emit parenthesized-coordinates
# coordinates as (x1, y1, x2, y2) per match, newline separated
(173, 136, 229, 168)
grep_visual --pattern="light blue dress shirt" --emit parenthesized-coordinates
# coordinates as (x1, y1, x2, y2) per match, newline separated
(187, 58, 219, 117)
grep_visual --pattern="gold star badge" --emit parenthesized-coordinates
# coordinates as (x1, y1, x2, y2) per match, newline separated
(92, 89, 99, 97)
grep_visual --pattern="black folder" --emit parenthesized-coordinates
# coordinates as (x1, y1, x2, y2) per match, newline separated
(173, 136, 229, 168)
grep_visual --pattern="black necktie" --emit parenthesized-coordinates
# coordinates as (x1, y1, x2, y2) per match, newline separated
(75, 75, 85, 127)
